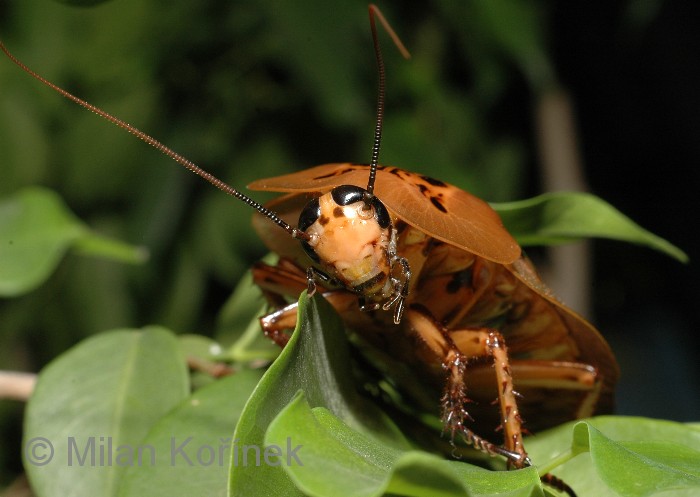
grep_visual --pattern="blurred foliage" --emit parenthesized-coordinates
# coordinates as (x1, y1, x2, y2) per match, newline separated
(0, 0, 547, 368)
(18, 295, 700, 496)
(0, 0, 697, 491)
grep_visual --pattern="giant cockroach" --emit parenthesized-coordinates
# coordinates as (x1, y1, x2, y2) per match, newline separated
(1, 5, 618, 496)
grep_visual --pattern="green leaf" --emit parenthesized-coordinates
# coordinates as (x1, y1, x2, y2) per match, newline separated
(119, 369, 264, 497)
(216, 262, 280, 362)
(492, 192, 688, 262)
(0, 187, 147, 297)
(526, 416, 700, 497)
(577, 421, 700, 497)
(0, 187, 85, 297)
(228, 292, 409, 497)
(72, 233, 149, 266)
(266, 393, 542, 497)
(178, 333, 226, 362)
(23, 327, 189, 497)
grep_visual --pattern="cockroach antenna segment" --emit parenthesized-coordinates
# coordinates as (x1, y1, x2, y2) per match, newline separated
(0, 40, 311, 243)
(365, 4, 411, 198)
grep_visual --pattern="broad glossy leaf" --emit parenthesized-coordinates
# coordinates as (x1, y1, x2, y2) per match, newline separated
(0, 187, 84, 297)
(228, 292, 408, 497)
(0, 187, 146, 297)
(266, 393, 542, 497)
(119, 369, 264, 497)
(526, 416, 700, 497)
(24, 327, 189, 497)
(271, 406, 700, 497)
(178, 333, 226, 362)
(576, 420, 700, 497)
(493, 192, 688, 262)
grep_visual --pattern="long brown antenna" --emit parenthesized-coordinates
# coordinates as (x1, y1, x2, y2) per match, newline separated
(0, 40, 310, 242)
(366, 5, 410, 196)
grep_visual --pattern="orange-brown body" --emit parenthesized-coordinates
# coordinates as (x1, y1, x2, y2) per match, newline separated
(250, 163, 619, 459)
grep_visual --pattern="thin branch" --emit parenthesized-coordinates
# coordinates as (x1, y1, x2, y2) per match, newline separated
(0, 371, 37, 401)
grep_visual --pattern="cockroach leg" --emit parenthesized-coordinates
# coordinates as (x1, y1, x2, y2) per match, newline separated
(405, 307, 529, 467)
(186, 356, 235, 378)
(439, 347, 521, 461)
(306, 267, 318, 295)
(258, 290, 360, 347)
(259, 306, 295, 347)
(306, 266, 335, 297)
(359, 297, 381, 312)
(481, 360, 603, 420)
(252, 259, 309, 297)
(541, 473, 578, 497)
(384, 256, 411, 324)
(451, 330, 526, 465)
(485, 330, 526, 461)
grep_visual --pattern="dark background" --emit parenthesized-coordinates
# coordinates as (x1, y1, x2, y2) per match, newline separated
(1, 0, 698, 487)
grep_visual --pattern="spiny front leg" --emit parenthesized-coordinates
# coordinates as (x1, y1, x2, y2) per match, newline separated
(383, 256, 411, 324)
(486, 331, 527, 466)
(440, 348, 525, 463)
(258, 290, 360, 348)
(441, 348, 471, 438)
(406, 307, 529, 467)
(449, 329, 526, 465)
(306, 266, 334, 296)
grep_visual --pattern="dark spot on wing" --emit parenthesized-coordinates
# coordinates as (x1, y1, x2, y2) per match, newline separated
(417, 184, 429, 194)
(313, 171, 340, 180)
(421, 175, 447, 187)
(318, 215, 330, 226)
(430, 196, 448, 213)
(313, 166, 356, 180)
(333, 206, 344, 218)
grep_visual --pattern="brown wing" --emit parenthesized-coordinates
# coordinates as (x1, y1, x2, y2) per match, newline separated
(248, 163, 520, 264)
(251, 192, 311, 263)
(507, 257, 620, 411)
